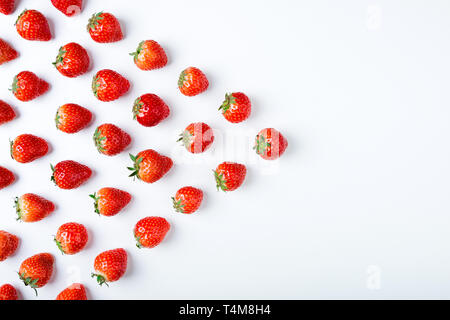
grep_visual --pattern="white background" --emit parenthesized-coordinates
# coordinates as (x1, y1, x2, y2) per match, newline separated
(1, 0, 450, 300)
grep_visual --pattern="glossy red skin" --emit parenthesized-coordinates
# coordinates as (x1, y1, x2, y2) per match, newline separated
(94, 123, 131, 156)
(93, 248, 127, 282)
(56, 283, 87, 300)
(94, 187, 131, 217)
(52, 160, 92, 190)
(0, 230, 19, 261)
(173, 186, 203, 214)
(133, 94, 170, 127)
(0, 100, 16, 125)
(16, 193, 55, 223)
(0, 39, 18, 65)
(134, 217, 170, 248)
(19, 253, 54, 288)
(51, 0, 82, 17)
(254, 128, 288, 160)
(0, 284, 18, 300)
(56, 104, 92, 133)
(220, 92, 251, 123)
(214, 162, 247, 192)
(132, 40, 167, 71)
(55, 222, 88, 255)
(178, 67, 209, 96)
(180, 122, 214, 153)
(11, 71, 49, 102)
(54, 42, 90, 78)
(0, 166, 15, 189)
(88, 12, 123, 43)
(15, 9, 51, 41)
(0, 0, 15, 15)
(132, 149, 173, 183)
(92, 69, 130, 102)
(11, 134, 49, 163)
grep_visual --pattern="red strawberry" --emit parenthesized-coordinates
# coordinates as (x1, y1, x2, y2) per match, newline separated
(56, 283, 87, 300)
(54, 222, 88, 255)
(214, 162, 247, 192)
(0, 0, 15, 15)
(178, 122, 214, 154)
(133, 93, 170, 127)
(51, 0, 82, 17)
(0, 38, 18, 65)
(10, 134, 49, 163)
(11, 71, 49, 102)
(130, 40, 167, 71)
(178, 67, 209, 96)
(15, 9, 51, 41)
(0, 166, 15, 190)
(0, 100, 16, 125)
(51, 160, 92, 190)
(56, 103, 92, 133)
(128, 150, 173, 183)
(254, 128, 288, 160)
(134, 217, 170, 248)
(15, 193, 55, 223)
(219, 92, 251, 123)
(93, 123, 131, 156)
(18, 253, 54, 295)
(0, 230, 19, 261)
(53, 42, 90, 78)
(92, 248, 127, 286)
(92, 69, 130, 102)
(90, 187, 131, 217)
(0, 284, 18, 300)
(172, 186, 203, 214)
(87, 12, 123, 43)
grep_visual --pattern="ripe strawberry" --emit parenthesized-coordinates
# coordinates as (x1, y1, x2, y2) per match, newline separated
(11, 71, 49, 102)
(133, 93, 170, 127)
(92, 248, 127, 286)
(15, 193, 55, 223)
(87, 12, 123, 43)
(0, 284, 18, 300)
(214, 162, 247, 192)
(128, 150, 173, 183)
(15, 9, 51, 41)
(53, 42, 90, 78)
(172, 186, 203, 214)
(0, 100, 16, 125)
(0, 230, 19, 261)
(56, 103, 92, 133)
(130, 40, 167, 71)
(178, 122, 214, 154)
(56, 283, 87, 300)
(0, 166, 15, 190)
(178, 67, 209, 96)
(18, 253, 54, 295)
(219, 92, 251, 123)
(93, 123, 131, 156)
(54, 222, 88, 255)
(90, 187, 131, 217)
(134, 217, 170, 248)
(10, 134, 49, 163)
(254, 128, 288, 160)
(0, 0, 15, 15)
(0, 38, 18, 65)
(92, 69, 130, 102)
(51, 160, 92, 189)
(52, 0, 82, 17)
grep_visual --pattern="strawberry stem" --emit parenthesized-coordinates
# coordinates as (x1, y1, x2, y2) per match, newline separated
(91, 273, 109, 287)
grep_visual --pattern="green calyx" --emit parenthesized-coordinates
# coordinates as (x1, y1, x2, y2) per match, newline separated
(127, 153, 143, 180)
(15, 9, 27, 26)
(93, 127, 106, 153)
(132, 98, 143, 120)
(129, 41, 145, 63)
(50, 164, 56, 185)
(177, 130, 193, 150)
(18, 272, 39, 296)
(172, 197, 185, 213)
(178, 70, 186, 88)
(89, 193, 101, 215)
(213, 170, 228, 192)
(87, 12, 104, 32)
(219, 93, 235, 114)
(91, 273, 109, 287)
(253, 135, 270, 155)
(55, 110, 61, 129)
(9, 139, 14, 160)
(92, 76, 100, 97)
(52, 46, 66, 68)
(14, 197, 22, 221)
(10, 75, 18, 94)
(135, 234, 143, 249)
(54, 237, 66, 255)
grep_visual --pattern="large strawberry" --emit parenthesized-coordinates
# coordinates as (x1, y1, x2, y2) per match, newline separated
(56, 103, 92, 134)
(0, 38, 18, 65)
(92, 248, 127, 286)
(0, 230, 19, 261)
(178, 122, 214, 153)
(10, 134, 49, 163)
(15, 9, 51, 41)
(92, 69, 130, 102)
(130, 40, 167, 71)
(0, 0, 15, 15)
(11, 71, 49, 102)
(18, 253, 54, 295)
(54, 222, 88, 255)
(0, 284, 18, 300)
(172, 186, 203, 214)
(0, 166, 15, 189)
(56, 283, 87, 300)
(133, 93, 170, 127)
(87, 12, 123, 43)
(254, 128, 288, 160)
(53, 42, 90, 78)
(219, 92, 251, 123)
(93, 123, 131, 156)
(134, 217, 170, 248)
(90, 187, 131, 217)
(52, 0, 82, 17)
(0, 100, 16, 125)
(214, 162, 247, 192)
(178, 67, 209, 96)
(128, 150, 173, 183)
(51, 160, 92, 189)
(15, 193, 55, 223)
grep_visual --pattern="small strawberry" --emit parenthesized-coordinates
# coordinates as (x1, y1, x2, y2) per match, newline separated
(133, 93, 170, 127)
(53, 42, 90, 78)
(51, 160, 92, 189)
(15, 9, 51, 41)
(56, 283, 87, 300)
(54, 222, 88, 255)
(0, 284, 18, 300)
(134, 217, 170, 248)
(172, 186, 203, 214)
(56, 103, 92, 134)
(130, 40, 167, 71)
(18, 253, 54, 295)
(0, 230, 19, 261)
(51, 0, 82, 17)
(214, 162, 247, 192)
(128, 150, 173, 183)
(178, 67, 209, 96)
(93, 123, 131, 156)
(11, 71, 49, 102)
(87, 12, 123, 43)
(0, 0, 15, 15)
(0, 100, 16, 125)
(90, 187, 131, 217)
(0, 38, 18, 65)
(92, 248, 127, 286)
(10, 134, 49, 163)
(178, 122, 214, 154)
(0, 166, 15, 190)
(92, 69, 130, 102)
(15, 193, 55, 223)
(219, 92, 251, 123)
(254, 128, 288, 160)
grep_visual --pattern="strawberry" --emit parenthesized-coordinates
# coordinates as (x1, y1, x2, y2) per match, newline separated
(56, 283, 87, 300)
(93, 123, 131, 156)
(92, 69, 130, 102)
(133, 93, 170, 127)
(53, 42, 90, 78)
(54, 222, 88, 255)
(0, 0, 15, 15)
(0, 230, 19, 261)
(87, 12, 123, 43)
(10, 134, 49, 163)
(214, 162, 247, 192)
(15, 193, 55, 223)
(128, 150, 173, 183)
(219, 92, 251, 123)
(51, 160, 92, 190)
(11, 71, 49, 102)
(0, 100, 16, 125)
(90, 187, 131, 217)
(178, 67, 209, 96)
(178, 122, 214, 154)
(172, 186, 203, 214)
(134, 217, 170, 248)
(0, 166, 15, 190)
(15, 9, 51, 41)
(56, 103, 92, 133)
(130, 40, 167, 71)
(0, 284, 18, 300)
(0, 38, 18, 65)
(18, 253, 54, 295)
(254, 128, 288, 160)
(92, 248, 127, 286)
(52, 0, 82, 17)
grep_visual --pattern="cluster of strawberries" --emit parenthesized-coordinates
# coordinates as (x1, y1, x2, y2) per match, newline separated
(0, 0, 288, 300)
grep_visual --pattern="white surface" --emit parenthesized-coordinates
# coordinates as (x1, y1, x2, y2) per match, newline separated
(1, 0, 450, 300)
